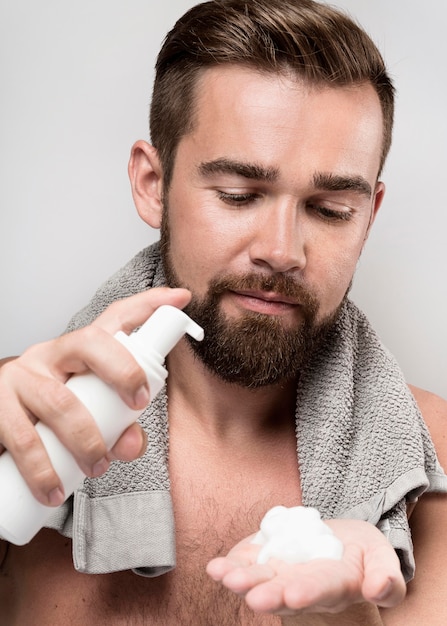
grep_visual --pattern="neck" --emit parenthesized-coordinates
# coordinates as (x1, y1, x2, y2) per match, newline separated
(165, 338, 297, 441)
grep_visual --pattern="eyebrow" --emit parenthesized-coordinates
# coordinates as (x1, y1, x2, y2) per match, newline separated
(313, 172, 372, 198)
(198, 158, 279, 183)
(198, 158, 372, 198)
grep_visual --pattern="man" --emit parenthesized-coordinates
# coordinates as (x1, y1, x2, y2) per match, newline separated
(0, 0, 446, 624)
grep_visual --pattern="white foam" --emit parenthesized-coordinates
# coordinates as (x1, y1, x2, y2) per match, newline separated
(252, 505, 343, 565)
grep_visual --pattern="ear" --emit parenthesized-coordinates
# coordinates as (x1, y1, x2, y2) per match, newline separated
(128, 140, 164, 228)
(365, 181, 385, 240)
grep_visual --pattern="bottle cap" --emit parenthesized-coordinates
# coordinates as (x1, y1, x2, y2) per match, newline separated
(131, 305, 204, 358)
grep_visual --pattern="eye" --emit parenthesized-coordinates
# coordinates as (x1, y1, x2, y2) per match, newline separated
(309, 203, 353, 222)
(217, 191, 259, 206)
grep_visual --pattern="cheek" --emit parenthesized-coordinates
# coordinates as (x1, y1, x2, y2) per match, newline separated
(167, 190, 246, 266)
(165, 214, 231, 293)
(312, 243, 362, 312)
(169, 218, 230, 268)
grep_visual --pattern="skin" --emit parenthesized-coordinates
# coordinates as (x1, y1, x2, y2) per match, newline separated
(0, 65, 445, 623)
(130, 66, 404, 615)
(141, 67, 385, 327)
(0, 288, 191, 503)
(380, 387, 447, 625)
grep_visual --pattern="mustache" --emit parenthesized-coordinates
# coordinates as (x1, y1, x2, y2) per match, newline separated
(206, 272, 319, 312)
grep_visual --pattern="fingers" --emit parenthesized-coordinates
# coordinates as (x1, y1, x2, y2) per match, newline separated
(46, 325, 151, 407)
(239, 559, 358, 614)
(206, 536, 261, 582)
(210, 555, 372, 615)
(361, 543, 406, 607)
(222, 564, 277, 598)
(93, 287, 191, 335)
(108, 423, 147, 462)
(207, 555, 274, 592)
(207, 519, 407, 616)
(324, 518, 406, 608)
(0, 365, 68, 505)
(0, 287, 190, 505)
(206, 556, 243, 581)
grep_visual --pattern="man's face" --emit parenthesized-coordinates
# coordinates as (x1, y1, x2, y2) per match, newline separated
(160, 66, 384, 387)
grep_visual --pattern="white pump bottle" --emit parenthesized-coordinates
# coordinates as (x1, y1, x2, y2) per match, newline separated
(0, 305, 204, 545)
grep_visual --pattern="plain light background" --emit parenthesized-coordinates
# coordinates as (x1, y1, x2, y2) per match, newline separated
(1, 1, 446, 398)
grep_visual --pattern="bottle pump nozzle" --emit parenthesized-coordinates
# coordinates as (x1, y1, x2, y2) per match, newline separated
(127, 305, 204, 358)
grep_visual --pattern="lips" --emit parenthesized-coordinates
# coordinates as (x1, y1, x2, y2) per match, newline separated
(227, 289, 301, 316)
(231, 289, 300, 306)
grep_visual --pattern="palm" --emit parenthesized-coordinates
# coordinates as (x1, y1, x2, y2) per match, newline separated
(206, 519, 406, 615)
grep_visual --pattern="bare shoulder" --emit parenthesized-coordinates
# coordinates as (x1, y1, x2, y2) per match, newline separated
(408, 383, 447, 417)
(380, 386, 447, 624)
(408, 384, 447, 462)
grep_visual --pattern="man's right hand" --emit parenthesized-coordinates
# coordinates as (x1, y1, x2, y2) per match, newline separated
(0, 287, 191, 507)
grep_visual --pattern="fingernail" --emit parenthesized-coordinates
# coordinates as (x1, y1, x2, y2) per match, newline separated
(48, 487, 65, 506)
(134, 384, 150, 408)
(374, 578, 393, 602)
(91, 457, 110, 477)
(139, 430, 148, 457)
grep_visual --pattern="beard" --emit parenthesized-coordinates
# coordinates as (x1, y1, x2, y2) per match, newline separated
(160, 208, 345, 389)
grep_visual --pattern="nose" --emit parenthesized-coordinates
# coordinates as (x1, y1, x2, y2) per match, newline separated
(248, 199, 306, 273)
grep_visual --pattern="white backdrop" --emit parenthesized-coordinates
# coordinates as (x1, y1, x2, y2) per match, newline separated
(1, 1, 446, 398)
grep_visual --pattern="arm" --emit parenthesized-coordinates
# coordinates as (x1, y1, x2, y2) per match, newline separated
(0, 287, 191, 506)
(380, 385, 447, 625)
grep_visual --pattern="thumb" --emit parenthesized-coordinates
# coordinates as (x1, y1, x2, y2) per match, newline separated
(92, 287, 192, 335)
(362, 541, 406, 607)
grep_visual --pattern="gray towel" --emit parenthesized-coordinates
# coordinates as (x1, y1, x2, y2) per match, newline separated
(45, 242, 447, 582)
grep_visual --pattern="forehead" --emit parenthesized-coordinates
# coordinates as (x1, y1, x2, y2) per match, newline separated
(180, 65, 384, 184)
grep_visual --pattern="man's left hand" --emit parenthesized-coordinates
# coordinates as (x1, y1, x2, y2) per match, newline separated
(206, 519, 406, 616)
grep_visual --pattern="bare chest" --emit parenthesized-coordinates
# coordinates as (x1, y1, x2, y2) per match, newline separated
(152, 440, 304, 625)
(2, 488, 297, 626)
(109, 441, 302, 624)
(1, 467, 384, 626)
(3, 440, 302, 625)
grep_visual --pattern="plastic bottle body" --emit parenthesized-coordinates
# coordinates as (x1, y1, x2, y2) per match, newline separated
(0, 353, 165, 545)
(0, 305, 203, 545)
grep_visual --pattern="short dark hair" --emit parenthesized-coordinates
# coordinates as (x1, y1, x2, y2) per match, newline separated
(150, 0, 394, 186)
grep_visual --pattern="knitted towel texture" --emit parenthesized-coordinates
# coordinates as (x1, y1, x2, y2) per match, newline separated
(45, 242, 447, 580)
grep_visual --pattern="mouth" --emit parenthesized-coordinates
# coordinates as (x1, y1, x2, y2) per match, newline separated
(228, 289, 300, 315)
